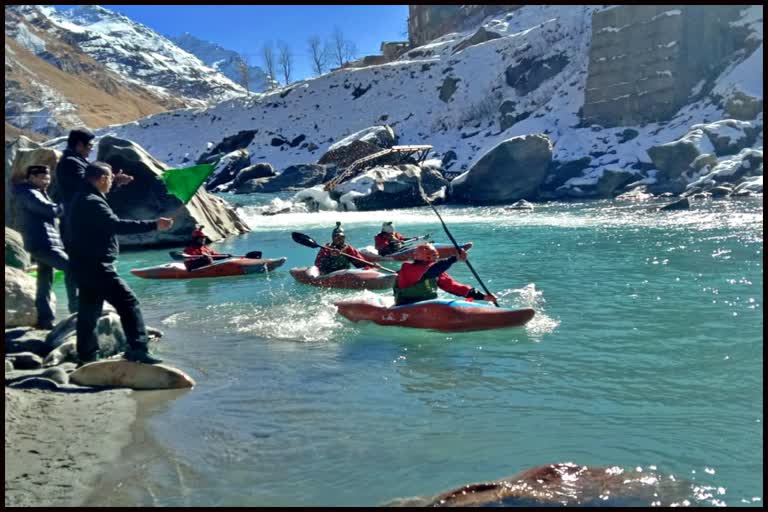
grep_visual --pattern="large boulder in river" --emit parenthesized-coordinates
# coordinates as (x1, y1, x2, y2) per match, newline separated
(647, 129, 715, 180)
(5, 265, 46, 327)
(95, 136, 250, 246)
(5, 227, 30, 270)
(204, 149, 251, 191)
(331, 164, 448, 211)
(449, 134, 552, 204)
(235, 164, 329, 194)
(417, 463, 695, 507)
(233, 163, 276, 186)
(6, 137, 61, 230)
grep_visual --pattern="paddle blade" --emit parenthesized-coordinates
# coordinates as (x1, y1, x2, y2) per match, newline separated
(291, 232, 320, 249)
(245, 250, 263, 259)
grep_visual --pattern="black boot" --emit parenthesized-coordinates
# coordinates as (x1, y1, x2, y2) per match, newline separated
(123, 349, 163, 365)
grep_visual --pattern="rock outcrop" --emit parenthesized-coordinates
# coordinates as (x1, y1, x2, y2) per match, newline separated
(449, 134, 553, 204)
(331, 164, 448, 211)
(5, 227, 30, 270)
(5, 266, 45, 328)
(94, 136, 249, 245)
(6, 137, 61, 230)
(205, 149, 252, 191)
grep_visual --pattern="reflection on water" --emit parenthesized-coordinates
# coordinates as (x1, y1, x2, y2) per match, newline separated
(76, 198, 762, 506)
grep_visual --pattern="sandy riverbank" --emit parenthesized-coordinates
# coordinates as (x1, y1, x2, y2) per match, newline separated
(4, 387, 136, 507)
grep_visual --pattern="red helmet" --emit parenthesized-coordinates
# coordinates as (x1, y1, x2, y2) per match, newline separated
(414, 243, 439, 262)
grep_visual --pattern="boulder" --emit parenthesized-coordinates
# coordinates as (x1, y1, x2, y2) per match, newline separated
(5, 327, 53, 357)
(5, 266, 44, 327)
(659, 197, 690, 211)
(318, 140, 383, 169)
(539, 157, 593, 195)
(449, 134, 553, 204)
(6, 138, 61, 230)
(197, 129, 258, 163)
(235, 164, 328, 194)
(505, 53, 569, 96)
(6, 352, 42, 370)
(204, 149, 252, 190)
(331, 164, 448, 211)
(732, 175, 763, 195)
(325, 125, 396, 153)
(5, 227, 30, 270)
(95, 136, 250, 246)
(692, 119, 760, 156)
(452, 26, 502, 54)
(709, 185, 733, 198)
(724, 91, 763, 121)
(232, 163, 276, 186)
(647, 129, 715, 180)
(421, 463, 694, 507)
(595, 169, 637, 197)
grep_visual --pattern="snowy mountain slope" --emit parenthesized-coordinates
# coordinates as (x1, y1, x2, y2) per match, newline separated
(171, 33, 267, 93)
(9, 5, 246, 107)
(5, 7, 185, 138)
(85, 5, 761, 199)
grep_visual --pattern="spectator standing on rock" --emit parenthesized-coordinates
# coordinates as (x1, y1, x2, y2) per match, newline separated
(13, 165, 78, 329)
(67, 161, 173, 365)
(54, 128, 133, 295)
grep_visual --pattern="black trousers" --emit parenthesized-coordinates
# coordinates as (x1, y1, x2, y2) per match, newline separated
(73, 264, 148, 359)
(30, 247, 79, 324)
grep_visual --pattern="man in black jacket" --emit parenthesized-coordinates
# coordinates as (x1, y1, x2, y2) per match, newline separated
(67, 161, 173, 365)
(54, 129, 132, 287)
(14, 165, 78, 328)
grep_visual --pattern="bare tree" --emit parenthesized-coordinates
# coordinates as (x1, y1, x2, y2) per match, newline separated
(261, 42, 276, 90)
(330, 26, 348, 68)
(238, 53, 250, 96)
(277, 41, 293, 85)
(307, 35, 328, 76)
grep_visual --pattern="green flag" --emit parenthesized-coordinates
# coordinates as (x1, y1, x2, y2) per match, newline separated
(159, 163, 216, 204)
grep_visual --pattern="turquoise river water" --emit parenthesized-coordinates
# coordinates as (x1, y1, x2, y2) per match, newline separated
(59, 196, 761, 506)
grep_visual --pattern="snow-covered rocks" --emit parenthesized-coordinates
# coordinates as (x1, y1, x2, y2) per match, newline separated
(450, 134, 553, 204)
(205, 149, 251, 191)
(331, 164, 447, 211)
(647, 129, 715, 180)
(235, 164, 329, 194)
(691, 119, 760, 156)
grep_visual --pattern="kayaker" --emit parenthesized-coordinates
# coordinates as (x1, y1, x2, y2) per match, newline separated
(394, 243, 497, 306)
(374, 221, 409, 256)
(184, 227, 231, 258)
(314, 222, 370, 274)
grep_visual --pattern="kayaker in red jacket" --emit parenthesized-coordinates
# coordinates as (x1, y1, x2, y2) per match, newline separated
(314, 222, 370, 274)
(184, 227, 231, 257)
(374, 222, 409, 256)
(394, 243, 496, 306)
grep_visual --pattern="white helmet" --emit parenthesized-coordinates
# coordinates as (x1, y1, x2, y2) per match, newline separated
(382, 222, 394, 234)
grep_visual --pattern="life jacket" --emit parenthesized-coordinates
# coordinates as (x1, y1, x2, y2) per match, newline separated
(375, 232, 404, 255)
(393, 276, 438, 305)
(317, 246, 352, 274)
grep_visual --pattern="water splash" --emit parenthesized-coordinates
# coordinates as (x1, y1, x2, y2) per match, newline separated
(500, 283, 560, 338)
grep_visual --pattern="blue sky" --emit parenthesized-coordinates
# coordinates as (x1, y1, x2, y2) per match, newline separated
(56, 5, 409, 82)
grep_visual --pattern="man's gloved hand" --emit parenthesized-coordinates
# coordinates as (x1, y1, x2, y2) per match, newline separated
(467, 288, 497, 303)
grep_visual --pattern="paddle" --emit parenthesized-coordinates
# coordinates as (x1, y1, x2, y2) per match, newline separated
(402, 234, 431, 245)
(422, 197, 499, 307)
(291, 232, 397, 274)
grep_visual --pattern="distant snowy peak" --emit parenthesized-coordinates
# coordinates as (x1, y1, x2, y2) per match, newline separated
(171, 33, 267, 92)
(35, 5, 247, 105)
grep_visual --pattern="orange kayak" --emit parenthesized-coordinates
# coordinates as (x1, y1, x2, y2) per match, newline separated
(335, 298, 535, 332)
(359, 242, 473, 262)
(131, 257, 287, 279)
(289, 266, 396, 290)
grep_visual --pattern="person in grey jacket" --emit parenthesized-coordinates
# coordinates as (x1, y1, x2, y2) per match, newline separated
(14, 165, 78, 329)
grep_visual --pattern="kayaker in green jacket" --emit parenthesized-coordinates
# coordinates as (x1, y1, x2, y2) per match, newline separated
(394, 243, 496, 306)
(314, 222, 369, 274)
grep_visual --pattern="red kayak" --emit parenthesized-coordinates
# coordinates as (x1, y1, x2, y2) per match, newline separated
(335, 298, 535, 332)
(359, 242, 473, 262)
(131, 257, 287, 279)
(289, 266, 396, 290)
